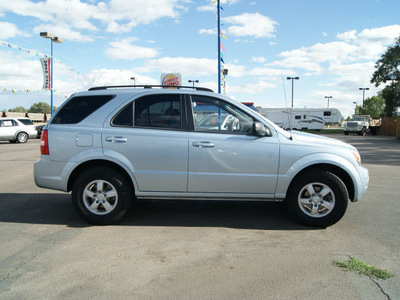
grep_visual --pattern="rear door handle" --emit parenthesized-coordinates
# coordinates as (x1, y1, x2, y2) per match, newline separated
(105, 136, 127, 143)
(192, 141, 215, 148)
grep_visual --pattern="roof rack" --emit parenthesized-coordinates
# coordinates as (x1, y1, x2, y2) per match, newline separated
(88, 85, 214, 92)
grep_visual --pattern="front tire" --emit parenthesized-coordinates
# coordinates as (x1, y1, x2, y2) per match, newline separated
(285, 169, 349, 227)
(72, 167, 133, 225)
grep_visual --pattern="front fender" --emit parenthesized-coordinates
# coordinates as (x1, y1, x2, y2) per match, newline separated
(275, 153, 364, 201)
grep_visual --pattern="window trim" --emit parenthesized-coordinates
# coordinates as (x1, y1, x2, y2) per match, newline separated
(188, 95, 258, 135)
(111, 94, 187, 131)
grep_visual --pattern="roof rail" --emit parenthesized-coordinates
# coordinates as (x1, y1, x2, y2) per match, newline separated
(88, 85, 214, 92)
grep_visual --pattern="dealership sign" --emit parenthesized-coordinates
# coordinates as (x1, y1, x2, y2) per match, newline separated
(40, 58, 51, 90)
(160, 73, 181, 88)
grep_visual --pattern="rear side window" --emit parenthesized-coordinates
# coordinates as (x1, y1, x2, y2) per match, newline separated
(52, 95, 114, 124)
(324, 111, 331, 116)
(134, 94, 181, 129)
(18, 119, 34, 125)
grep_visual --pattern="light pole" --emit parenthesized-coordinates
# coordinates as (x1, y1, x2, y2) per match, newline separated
(188, 80, 199, 88)
(130, 77, 136, 86)
(353, 102, 358, 114)
(359, 87, 369, 110)
(325, 96, 333, 108)
(287, 77, 299, 108)
(40, 32, 63, 116)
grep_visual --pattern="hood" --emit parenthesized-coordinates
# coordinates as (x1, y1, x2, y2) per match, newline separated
(289, 130, 356, 151)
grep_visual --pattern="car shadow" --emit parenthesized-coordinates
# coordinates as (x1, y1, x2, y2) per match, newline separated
(0, 193, 317, 231)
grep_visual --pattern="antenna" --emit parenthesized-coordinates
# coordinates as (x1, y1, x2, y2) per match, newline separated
(281, 75, 293, 140)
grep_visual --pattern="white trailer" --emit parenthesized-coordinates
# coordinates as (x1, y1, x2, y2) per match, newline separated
(258, 108, 342, 130)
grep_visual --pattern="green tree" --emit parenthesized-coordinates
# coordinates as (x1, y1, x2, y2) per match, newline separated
(8, 106, 27, 113)
(370, 35, 400, 116)
(361, 95, 385, 117)
(380, 85, 398, 117)
(28, 102, 51, 114)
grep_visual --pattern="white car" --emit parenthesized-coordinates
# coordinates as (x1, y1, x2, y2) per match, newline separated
(0, 117, 37, 143)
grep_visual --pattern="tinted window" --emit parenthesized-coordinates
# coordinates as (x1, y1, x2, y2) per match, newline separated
(295, 115, 301, 120)
(52, 95, 114, 124)
(18, 119, 34, 125)
(324, 111, 331, 116)
(112, 102, 133, 126)
(134, 94, 181, 129)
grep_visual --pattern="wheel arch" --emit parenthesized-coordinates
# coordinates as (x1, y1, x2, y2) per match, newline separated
(67, 159, 136, 195)
(287, 163, 355, 202)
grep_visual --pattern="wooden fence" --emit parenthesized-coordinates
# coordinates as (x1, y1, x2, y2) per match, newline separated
(380, 117, 400, 139)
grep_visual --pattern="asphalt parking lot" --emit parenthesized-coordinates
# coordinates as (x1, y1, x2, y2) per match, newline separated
(0, 135, 399, 299)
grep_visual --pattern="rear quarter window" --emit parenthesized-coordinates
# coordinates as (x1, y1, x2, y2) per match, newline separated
(52, 95, 115, 124)
(18, 119, 34, 125)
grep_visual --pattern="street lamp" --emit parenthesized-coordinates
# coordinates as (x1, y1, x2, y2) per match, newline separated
(325, 96, 333, 108)
(188, 80, 199, 88)
(40, 32, 63, 116)
(353, 102, 358, 114)
(287, 77, 299, 108)
(130, 77, 136, 86)
(359, 87, 369, 110)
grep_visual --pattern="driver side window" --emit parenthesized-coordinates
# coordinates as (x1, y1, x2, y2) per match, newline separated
(191, 96, 254, 134)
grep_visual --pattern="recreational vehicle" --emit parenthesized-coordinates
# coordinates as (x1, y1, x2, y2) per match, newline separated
(257, 108, 342, 130)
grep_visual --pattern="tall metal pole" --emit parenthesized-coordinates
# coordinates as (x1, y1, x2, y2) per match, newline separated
(291, 79, 294, 108)
(50, 39, 54, 115)
(217, 0, 221, 94)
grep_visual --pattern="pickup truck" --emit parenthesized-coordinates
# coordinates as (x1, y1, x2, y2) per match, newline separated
(344, 115, 381, 136)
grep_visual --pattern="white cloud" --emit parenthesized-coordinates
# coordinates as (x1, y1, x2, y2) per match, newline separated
(338, 25, 400, 45)
(228, 80, 275, 94)
(87, 69, 158, 86)
(198, 28, 217, 35)
(223, 12, 278, 39)
(0, 22, 31, 39)
(251, 56, 267, 63)
(33, 24, 96, 42)
(197, 5, 214, 12)
(105, 39, 159, 60)
(134, 57, 216, 76)
(0, 0, 188, 41)
(248, 67, 296, 77)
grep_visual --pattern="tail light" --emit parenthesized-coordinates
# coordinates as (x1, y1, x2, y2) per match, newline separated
(40, 129, 49, 155)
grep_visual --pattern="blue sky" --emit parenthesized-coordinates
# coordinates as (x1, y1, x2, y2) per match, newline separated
(1, 0, 400, 118)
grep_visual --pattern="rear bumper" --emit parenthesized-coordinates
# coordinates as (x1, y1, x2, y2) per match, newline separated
(34, 156, 72, 192)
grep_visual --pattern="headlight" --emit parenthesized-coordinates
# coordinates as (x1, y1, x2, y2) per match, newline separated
(352, 151, 361, 165)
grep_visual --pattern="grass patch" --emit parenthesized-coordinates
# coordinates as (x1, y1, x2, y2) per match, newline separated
(333, 257, 394, 280)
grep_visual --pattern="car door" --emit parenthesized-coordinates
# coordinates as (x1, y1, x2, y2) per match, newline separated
(1, 119, 17, 139)
(102, 93, 189, 192)
(188, 95, 279, 196)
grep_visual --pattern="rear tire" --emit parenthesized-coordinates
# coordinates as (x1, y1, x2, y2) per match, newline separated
(16, 132, 28, 143)
(285, 169, 349, 227)
(72, 167, 133, 225)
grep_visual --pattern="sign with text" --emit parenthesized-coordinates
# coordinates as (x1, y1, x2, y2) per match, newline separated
(160, 73, 181, 88)
(40, 58, 51, 90)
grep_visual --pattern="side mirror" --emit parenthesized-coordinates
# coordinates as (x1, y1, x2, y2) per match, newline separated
(252, 122, 272, 136)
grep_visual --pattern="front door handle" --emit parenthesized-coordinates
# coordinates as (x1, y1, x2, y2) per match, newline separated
(105, 136, 128, 143)
(192, 141, 215, 148)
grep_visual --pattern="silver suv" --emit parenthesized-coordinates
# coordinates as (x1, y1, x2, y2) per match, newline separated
(0, 117, 37, 143)
(34, 85, 369, 227)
